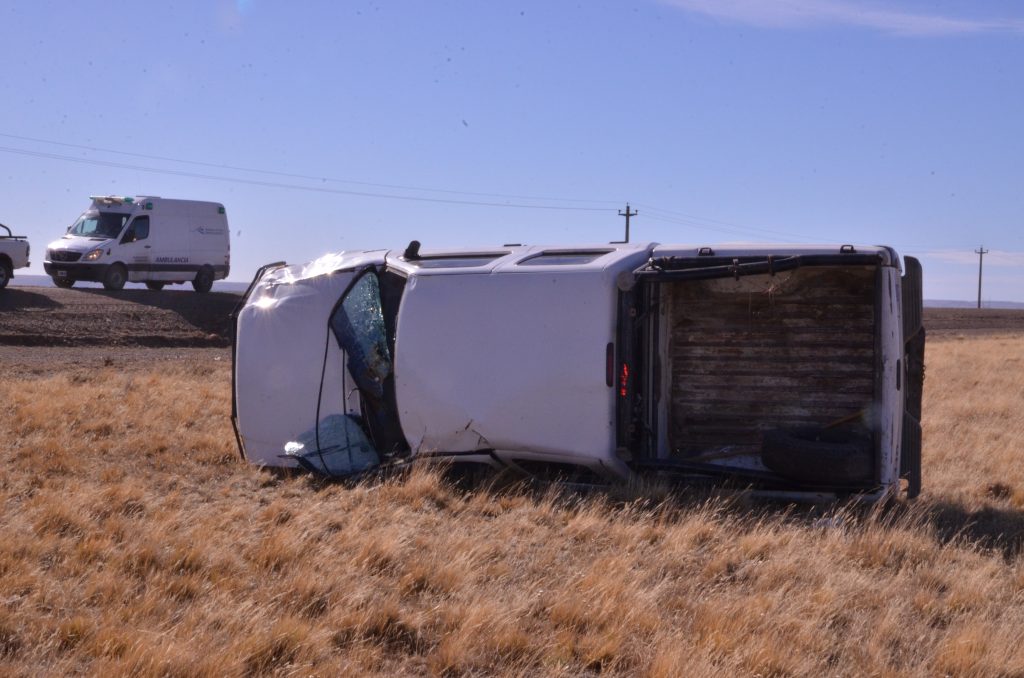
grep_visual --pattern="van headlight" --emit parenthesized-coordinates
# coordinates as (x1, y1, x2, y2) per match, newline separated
(83, 248, 104, 261)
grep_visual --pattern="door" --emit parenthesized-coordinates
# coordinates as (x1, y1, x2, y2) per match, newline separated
(119, 215, 153, 282)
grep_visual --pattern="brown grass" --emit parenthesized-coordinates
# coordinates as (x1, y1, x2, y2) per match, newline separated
(2, 335, 1024, 676)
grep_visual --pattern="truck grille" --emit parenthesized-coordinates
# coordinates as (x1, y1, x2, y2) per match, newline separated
(48, 249, 82, 262)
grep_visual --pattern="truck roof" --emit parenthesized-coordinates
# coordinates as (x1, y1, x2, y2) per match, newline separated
(261, 242, 900, 289)
(384, 242, 898, 275)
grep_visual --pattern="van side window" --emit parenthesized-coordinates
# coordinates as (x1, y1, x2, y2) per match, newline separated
(123, 216, 150, 244)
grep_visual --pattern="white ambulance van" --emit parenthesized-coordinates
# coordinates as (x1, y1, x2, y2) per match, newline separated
(44, 196, 230, 292)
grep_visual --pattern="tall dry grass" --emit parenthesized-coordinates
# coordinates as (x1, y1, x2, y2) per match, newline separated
(0, 335, 1023, 676)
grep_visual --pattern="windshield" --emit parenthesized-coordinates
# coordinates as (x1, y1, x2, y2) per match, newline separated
(68, 211, 129, 238)
(328, 270, 407, 458)
(331, 272, 393, 403)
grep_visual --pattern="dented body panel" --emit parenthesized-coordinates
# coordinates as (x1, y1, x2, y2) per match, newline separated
(234, 252, 386, 466)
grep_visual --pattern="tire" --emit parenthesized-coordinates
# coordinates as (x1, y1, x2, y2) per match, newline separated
(0, 260, 10, 290)
(761, 427, 873, 485)
(102, 263, 127, 291)
(145, 281, 165, 291)
(192, 266, 214, 294)
(901, 328, 925, 499)
(53, 276, 75, 289)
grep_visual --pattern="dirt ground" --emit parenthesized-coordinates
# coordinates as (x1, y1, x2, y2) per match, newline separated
(0, 285, 240, 348)
(923, 307, 1024, 337)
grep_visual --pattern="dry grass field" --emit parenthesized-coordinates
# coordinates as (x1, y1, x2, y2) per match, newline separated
(2, 333, 1024, 676)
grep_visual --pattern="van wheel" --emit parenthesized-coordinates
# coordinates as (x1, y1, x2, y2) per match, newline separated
(192, 266, 214, 294)
(761, 427, 873, 485)
(0, 260, 11, 289)
(145, 281, 165, 291)
(53, 276, 76, 288)
(102, 264, 127, 291)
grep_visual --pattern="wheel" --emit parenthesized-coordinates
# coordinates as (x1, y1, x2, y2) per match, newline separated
(102, 263, 127, 291)
(192, 266, 214, 294)
(0, 261, 10, 290)
(53, 276, 75, 288)
(761, 427, 873, 485)
(145, 281, 165, 291)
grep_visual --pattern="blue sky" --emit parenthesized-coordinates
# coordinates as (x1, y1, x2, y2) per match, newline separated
(1, 0, 1021, 300)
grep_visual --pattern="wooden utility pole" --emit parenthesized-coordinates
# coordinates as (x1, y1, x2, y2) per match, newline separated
(975, 246, 989, 309)
(617, 203, 637, 243)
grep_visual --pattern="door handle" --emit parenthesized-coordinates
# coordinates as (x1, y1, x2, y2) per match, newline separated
(144, 245, 151, 249)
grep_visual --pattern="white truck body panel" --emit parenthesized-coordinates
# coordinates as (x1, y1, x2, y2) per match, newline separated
(388, 245, 652, 478)
(878, 265, 904, 492)
(395, 270, 617, 463)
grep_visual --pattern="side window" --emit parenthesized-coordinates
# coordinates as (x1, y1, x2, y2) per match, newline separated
(133, 216, 149, 242)
(518, 250, 612, 266)
(121, 216, 149, 244)
(330, 272, 392, 403)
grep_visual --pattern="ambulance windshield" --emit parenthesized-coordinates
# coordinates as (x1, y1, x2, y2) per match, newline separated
(68, 211, 130, 238)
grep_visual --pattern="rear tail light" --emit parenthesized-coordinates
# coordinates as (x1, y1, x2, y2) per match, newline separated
(620, 363, 630, 398)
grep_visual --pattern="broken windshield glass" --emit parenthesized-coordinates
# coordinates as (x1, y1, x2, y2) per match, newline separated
(330, 272, 393, 403)
(283, 414, 380, 477)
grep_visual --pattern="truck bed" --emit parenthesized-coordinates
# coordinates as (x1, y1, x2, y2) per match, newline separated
(663, 266, 877, 458)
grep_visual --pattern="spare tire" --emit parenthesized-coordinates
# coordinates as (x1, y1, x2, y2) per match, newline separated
(761, 427, 873, 485)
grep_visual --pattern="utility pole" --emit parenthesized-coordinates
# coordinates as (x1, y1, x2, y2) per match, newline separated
(975, 246, 989, 309)
(617, 203, 637, 243)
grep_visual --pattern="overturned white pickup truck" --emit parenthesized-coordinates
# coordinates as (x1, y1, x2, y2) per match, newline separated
(233, 242, 924, 501)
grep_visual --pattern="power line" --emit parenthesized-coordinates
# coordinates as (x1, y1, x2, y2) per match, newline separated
(641, 212, 811, 243)
(0, 131, 622, 207)
(633, 202, 820, 242)
(1, 132, 839, 242)
(0, 145, 611, 212)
